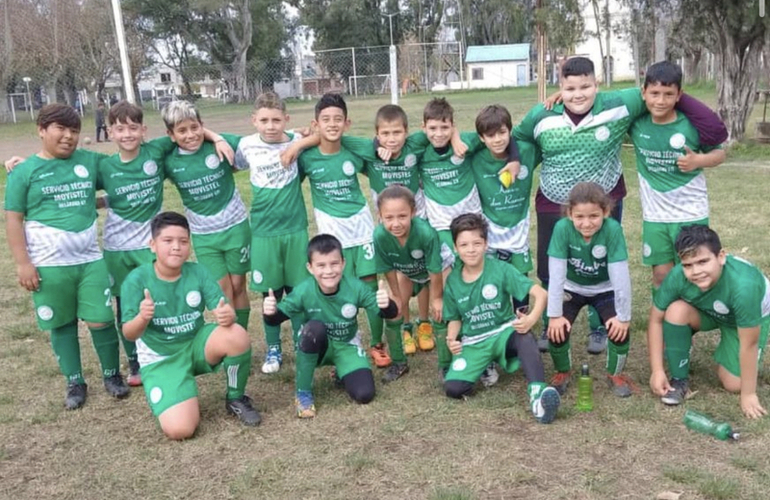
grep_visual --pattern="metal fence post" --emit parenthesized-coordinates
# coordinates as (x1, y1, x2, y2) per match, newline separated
(389, 44, 398, 104)
(352, 47, 358, 97)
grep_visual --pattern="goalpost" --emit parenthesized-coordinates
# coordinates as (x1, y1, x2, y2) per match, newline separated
(347, 74, 391, 97)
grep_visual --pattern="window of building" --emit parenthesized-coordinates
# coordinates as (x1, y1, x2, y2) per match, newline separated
(472, 68, 484, 80)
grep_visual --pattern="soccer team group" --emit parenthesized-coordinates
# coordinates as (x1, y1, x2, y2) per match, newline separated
(5, 56, 769, 441)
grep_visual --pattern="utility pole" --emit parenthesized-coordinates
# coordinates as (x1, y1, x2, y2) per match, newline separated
(536, 0, 546, 101)
(111, 0, 135, 103)
(382, 12, 399, 104)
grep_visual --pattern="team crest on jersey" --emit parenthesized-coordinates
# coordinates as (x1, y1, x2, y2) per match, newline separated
(518, 165, 529, 180)
(205, 154, 220, 169)
(404, 154, 417, 167)
(149, 387, 163, 404)
(37, 305, 54, 321)
(450, 154, 464, 165)
(482, 284, 498, 300)
(342, 161, 355, 176)
(643, 243, 652, 258)
(341, 303, 357, 319)
(143, 160, 158, 176)
(594, 126, 610, 142)
(186, 291, 202, 308)
(713, 300, 730, 315)
(252, 271, 264, 284)
(73, 165, 89, 178)
(452, 357, 467, 371)
(411, 249, 424, 259)
(592, 245, 607, 259)
(669, 133, 686, 149)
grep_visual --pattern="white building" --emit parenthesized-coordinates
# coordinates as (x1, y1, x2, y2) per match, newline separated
(573, 0, 636, 82)
(465, 44, 531, 89)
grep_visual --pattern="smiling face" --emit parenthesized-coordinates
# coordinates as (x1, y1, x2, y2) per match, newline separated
(379, 197, 414, 240)
(568, 202, 607, 241)
(560, 74, 598, 115)
(168, 118, 204, 152)
(313, 106, 349, 143)
(680, 246, 726, 291)
(642, 82, 681, 123)
(109, 118, 146, 154)
(252, 107, 289, 143)
(39, 122, 80, 159)
(454, 229, 487, 269)
(150, 224, 191, 272)
(479, 125, 511, 159)
(307, 249, 345, 293)
(423, 118, 453, 148)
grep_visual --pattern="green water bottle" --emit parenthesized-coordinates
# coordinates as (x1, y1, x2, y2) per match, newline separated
(576, 364, 593, 411)
(683, 410, 739, 441)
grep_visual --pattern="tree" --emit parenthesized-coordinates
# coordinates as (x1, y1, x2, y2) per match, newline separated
(457, 0, 533, 47)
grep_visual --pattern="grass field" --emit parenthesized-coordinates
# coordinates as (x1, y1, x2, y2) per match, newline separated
(1, 85, 770, 500)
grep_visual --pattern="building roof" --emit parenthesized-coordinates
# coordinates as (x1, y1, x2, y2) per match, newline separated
(465, 44, 530, 63)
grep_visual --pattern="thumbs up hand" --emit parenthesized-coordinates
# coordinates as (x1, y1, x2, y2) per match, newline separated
(376, 280, 390, 309)
(139, 288, 155, 322)
(213, 296, 235, 327)
(263, 288, 277, 316)
(677, 145, 701, 173)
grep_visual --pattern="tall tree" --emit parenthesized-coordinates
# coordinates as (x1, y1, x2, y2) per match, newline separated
(457, 0, 533, 46)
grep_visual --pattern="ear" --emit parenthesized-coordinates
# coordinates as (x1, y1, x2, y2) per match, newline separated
(284, 114, 290, 123)
(717, 249, 727, 265)
(166, 129, 176, 142)
(306, 262, 313, 274)
(149, 238, 157, 254)
(344, 118, 351, 131)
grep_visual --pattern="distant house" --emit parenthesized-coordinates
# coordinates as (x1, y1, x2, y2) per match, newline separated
(573, 0, 636, 82)
(465, 44, 531, 89)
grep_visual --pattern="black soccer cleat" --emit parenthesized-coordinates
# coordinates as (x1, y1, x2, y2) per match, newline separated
(226, 395, 262, 426)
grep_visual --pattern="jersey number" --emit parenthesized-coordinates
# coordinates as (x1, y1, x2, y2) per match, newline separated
(240, 245, 250, 264)
(363, 243, 375, 261)
(104, 288, 112, 307)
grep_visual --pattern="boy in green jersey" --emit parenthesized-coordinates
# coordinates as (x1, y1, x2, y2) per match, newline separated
(262, 234, 399, 418)
(5, 104, 129, 409)
(233, 92, 309, 374)
(121, 212, 261, 439)
(443, 214, 560, 424)
(648, 225, 770, 419)
(161, 101, 252, 334)
(631, 62, 725, 289)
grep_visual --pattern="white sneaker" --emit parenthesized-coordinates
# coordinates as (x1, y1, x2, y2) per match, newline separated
(261, 347, 282, 374)
(480, 363, 499, 388)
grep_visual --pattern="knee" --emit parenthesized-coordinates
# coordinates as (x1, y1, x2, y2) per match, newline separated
(232, 280, 247, 296)
(298, 320, 327, 353)
(444, 380, 473, 399)
(350, 385, 375, 404)
(226, 324, 252, 353)
(161, 419, 198, 441)
(345, 369, 375, 404)
(719, 369, 742, 393)
(664, 300, 697, 325)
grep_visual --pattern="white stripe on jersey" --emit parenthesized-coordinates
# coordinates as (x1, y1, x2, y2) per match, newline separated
(486, 216, 530, 254)
(25, 220, 102, 267)
(762, 276, 770, 318)
(186, 190, 248, 234)
(425, 185, 482, 231)
(533, 105, 630, 139)
(103, 210, 152, 251)
(314, 205, 374, 248)
(235, 133, 302, 188)
(638, 174, 709, 223)
(564, 279, 613, 297)
(136, 339, 168, 367)
(462, 323, 509, 346)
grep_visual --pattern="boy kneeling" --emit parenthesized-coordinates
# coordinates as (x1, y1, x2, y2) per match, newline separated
(122, 212, 261, 439)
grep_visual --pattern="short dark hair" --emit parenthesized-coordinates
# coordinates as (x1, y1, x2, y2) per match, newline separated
(375, 104, 408, 130)
(475, 105, 512, 136)
(644, 61, 683, 90)
(423, 97, 454, 124)
(566, 182, 613, 213)
(450, 213, 488, 243)
(254, 91, 286, 112)
(307, 234, 344, 263)
(315, 93, 347, 119)
(151, 211, 190, 238)
(37, 103, 81, 131)
(675, 225, 722, 260)
(377, 184, 416, 212)
(108, 100, 144, 126)
(561, 57, 595, 78)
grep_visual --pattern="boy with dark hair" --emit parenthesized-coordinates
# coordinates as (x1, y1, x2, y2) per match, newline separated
(648, 225, 770, 419)
(442, 214, 559, 424)
(5, 103, 129, 409)
(262, 234, 399, 418)
(632, 61, 726, 289)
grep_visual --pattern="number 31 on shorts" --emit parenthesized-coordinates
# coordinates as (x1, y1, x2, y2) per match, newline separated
(363, 243, 374, 261)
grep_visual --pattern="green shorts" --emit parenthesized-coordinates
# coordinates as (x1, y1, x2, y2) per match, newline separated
(33, 260, 115, 330)
(438, 230, 457, 257)
(192, 219, 251, 280)
(698, 313, 770, 377)
(250, 230, 309, 292)
(342, 243, 377, 279)
(103, 248, 155, 296)
(317, 336, 371, 378)
(642, 218, 709, 266)
(489, 248, 534, 275)
(140, 323, 219, 417)
(445, 327, 522, 383)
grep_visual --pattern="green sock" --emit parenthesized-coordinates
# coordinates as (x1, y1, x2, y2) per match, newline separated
(606, 338, 630, 375)
(527, 381, 547, 404)
(384, 318, 405, 364)
(587, 306, 605, 332)
(663, 321, 694, 380)
(364, 280, 384, 347)
(89, 323, 121, 378)
(290, 317, 303, 350)
(51, 321, 84, 384)
(402, 322, 413, 334)
(295, 350, 318, 393)
(223, 349, 252, 400)
(432, 320, 451, 369)
(118, 330, 137, 364)
(263, 320, 282, 352)
(236, 308, 250, 331)
(549, 339, 572, 373)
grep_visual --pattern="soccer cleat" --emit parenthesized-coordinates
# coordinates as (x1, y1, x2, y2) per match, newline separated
(103, 374, 130, 399)
(550, 371, 572, 395)
(587, 328, 608, 354)
(480, 363, 500, 388)
(402, 331, 417, 355)
(382, 362, 409, 383)
(64, 382, 88, 410)
(532, 386, 561, 424)
(226, 395, 262, 426)
(661, 378, 690, 406)
(127, 360, 142, 387)
(537, 328, 549, 353)
(606, 374, 636, 398)
(369, 343, 392, 368)
(295, 390, 316, 418)
(416, 322, 435, 351)
(261, 346, 283, 374)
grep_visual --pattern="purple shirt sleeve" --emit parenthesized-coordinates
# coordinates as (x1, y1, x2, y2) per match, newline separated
(675, 93, 728, 145)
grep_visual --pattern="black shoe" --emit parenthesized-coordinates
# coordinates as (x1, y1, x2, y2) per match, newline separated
(65, 382, 88, 410)
(104, 374, 130, 399)
(661, 378, 690, 406)
(226, 395, 262, 426)
(587, 328, 608, 354)
(382, 363, 409, 383)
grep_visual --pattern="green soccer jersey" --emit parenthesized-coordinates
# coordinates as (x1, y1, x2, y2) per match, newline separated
(655, 255, 770, 328)
(5, 149, 106, 266)
(297, 145, 374, 247)
(278, 274, 380, 343)
(121, 262, 225, 362)
(373, 217, 452, 283)
(515, 88, 646, 204)
(418, 131, 483, 230)
(233, 131, 308, 236)
(631, 111, 719, 223)
(472, 139, 540, 254)
(548, 217, 628, 292)
(97, 138, 173, 251)
(341, 133, 428, 194)
(443, 256, 533, 343)
(164, 133, 248, 234)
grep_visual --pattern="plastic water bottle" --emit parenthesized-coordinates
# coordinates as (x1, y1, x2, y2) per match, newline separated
(683, 410, 739, 441)
(576, 364, 593, 411)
